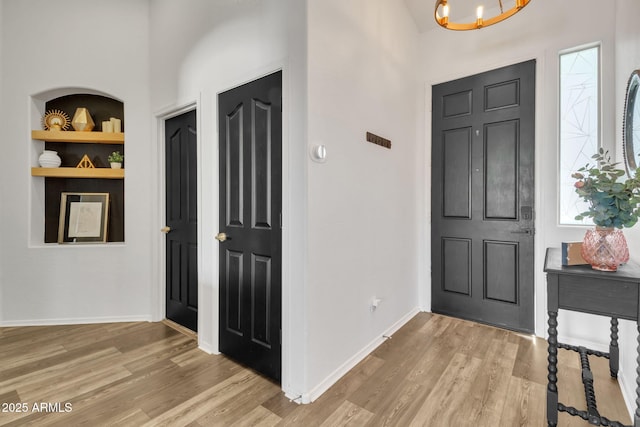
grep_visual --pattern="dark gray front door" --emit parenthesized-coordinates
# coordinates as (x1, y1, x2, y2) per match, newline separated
(431, 60, 535, 333)
(218, 71, 282, 382)
(165, 110, 198, 332)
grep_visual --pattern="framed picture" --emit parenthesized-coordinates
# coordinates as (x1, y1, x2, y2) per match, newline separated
(58, 192, 110, 243)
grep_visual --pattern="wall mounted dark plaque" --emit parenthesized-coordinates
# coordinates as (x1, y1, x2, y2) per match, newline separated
(366, 132, 391, 149)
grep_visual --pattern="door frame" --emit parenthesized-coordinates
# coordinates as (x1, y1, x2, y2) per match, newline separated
(422, 55, 546, 338)
(153, 101, 201, 340)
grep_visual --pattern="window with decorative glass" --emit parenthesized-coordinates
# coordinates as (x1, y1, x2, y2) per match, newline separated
(559, 45, 600, 225)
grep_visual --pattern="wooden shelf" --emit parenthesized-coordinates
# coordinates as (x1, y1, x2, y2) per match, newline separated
(31, 167, 124, 179)
(32, 130, 124, 144)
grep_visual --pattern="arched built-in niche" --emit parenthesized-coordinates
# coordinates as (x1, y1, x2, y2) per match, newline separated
(30, 89, 125, 244)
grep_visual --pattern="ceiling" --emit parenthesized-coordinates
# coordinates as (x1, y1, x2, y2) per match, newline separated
(404, 0, 439, 33)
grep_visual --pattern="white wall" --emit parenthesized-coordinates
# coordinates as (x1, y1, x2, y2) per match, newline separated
(0, 0, 152, 324)
(305, 0, 421, 401)
(0, 0, 4, 324)
(0, 1, 7, 328)
(0, 0, 421, 404)
(149, 0, 422, 403)
(615, 0, 640, 415)
(148, 0, 309, 399)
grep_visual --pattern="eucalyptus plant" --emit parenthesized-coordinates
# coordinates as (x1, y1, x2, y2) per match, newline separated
(572, 148, 640, 228)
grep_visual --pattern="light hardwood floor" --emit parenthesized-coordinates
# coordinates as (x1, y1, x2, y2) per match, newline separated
(0, 313, 632, 426)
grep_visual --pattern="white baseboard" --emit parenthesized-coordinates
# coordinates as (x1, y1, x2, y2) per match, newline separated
(618, 371, 636, 423)
(198, 340, 219, 355)
(300, 307, 420, 404)
(556, 334, 609, 353)
(284, 391, 304, 404)
(0, 315, 152, 327)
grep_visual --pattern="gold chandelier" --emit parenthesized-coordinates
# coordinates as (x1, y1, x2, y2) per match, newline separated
(434, 0, 531, 31)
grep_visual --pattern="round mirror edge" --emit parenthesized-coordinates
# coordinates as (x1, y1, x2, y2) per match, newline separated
(623, 69, 640, 177)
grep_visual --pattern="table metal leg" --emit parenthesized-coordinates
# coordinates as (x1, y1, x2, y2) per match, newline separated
(610, 317, 619, 378)
(547, 310, 559, 427)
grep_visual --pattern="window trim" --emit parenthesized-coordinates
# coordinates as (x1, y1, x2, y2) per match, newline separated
(557, 42, 602, 227)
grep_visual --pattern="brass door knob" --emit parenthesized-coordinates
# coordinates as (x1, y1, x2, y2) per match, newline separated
(215, 232, 227, 242)
(161, 226, 172, 233)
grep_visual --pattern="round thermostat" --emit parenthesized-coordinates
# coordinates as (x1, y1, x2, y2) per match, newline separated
(310, 145, 327, 163)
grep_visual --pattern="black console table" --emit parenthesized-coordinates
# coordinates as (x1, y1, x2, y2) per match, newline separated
(544, 247, 640, 427)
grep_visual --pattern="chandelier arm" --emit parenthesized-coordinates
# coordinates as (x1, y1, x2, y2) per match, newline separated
(434, 0, 531, 31)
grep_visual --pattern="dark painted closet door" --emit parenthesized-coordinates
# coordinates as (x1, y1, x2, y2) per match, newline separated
(431, 60, 536, 333)
(218, 72, 282, 382)
(165, 110, 198, 332)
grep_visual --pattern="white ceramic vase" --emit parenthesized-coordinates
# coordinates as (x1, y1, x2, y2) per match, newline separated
(38, 150, 61, 168)
(110, 162, 122, 169)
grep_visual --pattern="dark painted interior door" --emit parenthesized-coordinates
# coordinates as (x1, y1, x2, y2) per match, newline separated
(218, 71, 282, 382)
(165, 110, 198, 332)
(431, 60, 535, 333)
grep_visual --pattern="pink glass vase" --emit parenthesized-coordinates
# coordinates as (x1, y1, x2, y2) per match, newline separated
(580, 227, 629, 272)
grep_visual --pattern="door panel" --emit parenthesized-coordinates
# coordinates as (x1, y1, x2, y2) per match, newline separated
(252, 101, 272, 229)
(485, 120, 518, 219)
(165, 110, 198, 332)
(443, 128, 472, 218)
(218, 71, 282, 382)
(226, 250, 244, 335)
(226, 105, 244, 227)
(484, 241, 518, 303)
(442, 238, 471, 295)
(187, 244, 198, 307)
(443, 90, 472, 117)
(432, 60, 535, 333)
(251, 253, 272, 348)
(485, 79, 520, 110)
